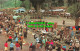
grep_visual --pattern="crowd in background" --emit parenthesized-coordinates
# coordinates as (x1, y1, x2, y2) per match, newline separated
(0, 11, 80, 51)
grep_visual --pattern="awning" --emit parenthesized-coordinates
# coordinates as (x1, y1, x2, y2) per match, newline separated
(13, 16, 20, 19)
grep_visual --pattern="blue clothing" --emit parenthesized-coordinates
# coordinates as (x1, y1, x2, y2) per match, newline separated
(70, 27, 72, 30)
(74, 49, 75, 51)
(42, 39, 46, 43)
(14, 33, 16, 37)
(19, 22, 21, 23)
(15, 37, 18, 41)
(70, 43, 72, 46)
(63, 46, 66, 49)
(71, 31, 74, 37)
(6, 28, 8, 31)
(10, 43, 15, 47)
(15, 20, 17, 23)
(75, 26, 78, 30)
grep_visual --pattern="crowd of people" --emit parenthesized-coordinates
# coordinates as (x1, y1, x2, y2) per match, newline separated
(0, 12, 27, 51)
(0, 11, 80, 51)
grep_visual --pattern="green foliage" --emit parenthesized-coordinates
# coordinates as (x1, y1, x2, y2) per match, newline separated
(24, 0, 30, 9)
(51, 0, 64, 7)
(67, 3, 80, 17)
(0, 0, 22, 9)
(0, 0, 30, 9)
(30, 0, 45, 10)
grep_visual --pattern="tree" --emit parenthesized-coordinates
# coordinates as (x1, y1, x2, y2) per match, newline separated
(52, 0, 57, 7)
(30, 0, 45, 16)
(58, 0, 64, 6)
(0, 0, 7, 8)
(75, 10, 80, 26)
(67, 0, 73, 6)
(68, 3, 80, 26)
(67, 0, 80, 6)
(20, 0, 25, 7)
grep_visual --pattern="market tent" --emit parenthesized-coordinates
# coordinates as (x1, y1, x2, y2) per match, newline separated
(52, 9, 65, 12)
(13, 8, 26, 13)
(13, 16, 20, 19)
(49, 9, 65, 12)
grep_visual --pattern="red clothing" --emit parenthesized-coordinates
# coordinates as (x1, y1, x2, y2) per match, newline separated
(19, 20, 20, 22)
(30, 43, 32, 46)
(37, 43, 41, 48)
(46, 28, 48, 32)
(9, 36, 12, 39)
(46, 41, 50, 44)
(20, 36, 23, 41)
(62, 48, 66, 51)
(15, 43, 20, 47)
(4, 43, 8, 47)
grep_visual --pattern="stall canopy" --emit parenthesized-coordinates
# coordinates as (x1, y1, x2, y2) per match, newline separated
(13, 7, 26, 13)
(49, 9, 65, 12)
(13, 16, 20, 19)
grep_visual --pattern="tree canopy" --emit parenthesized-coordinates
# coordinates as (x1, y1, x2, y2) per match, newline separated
(30, 0, 45, 11)
(68, 3, 80, 18)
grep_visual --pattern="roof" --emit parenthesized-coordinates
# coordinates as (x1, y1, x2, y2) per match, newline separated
(2, 7, 25, 11)
(51, 7, 67, 9)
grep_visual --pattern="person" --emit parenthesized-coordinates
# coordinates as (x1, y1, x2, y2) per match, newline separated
(15, 41, 20, 51)
(19, 19, 21, 24)
(68, 46, 73, 51)
(63, 20, 65, 26)
(8, 35, 12, 42)
(19, 38, 22, 50)
(10, 41, 15, 51)
(75, 43, 79, 51)
(46, 28, 48, 32)
(56, 46, 61, 51)
(36, 37, 39, 43)
(48, 44, 53, 51)
(39, 35, 43, 48)
(50, 40, 54, 45)
(57, 15, 59, 18)
(20, 35, 23, 42)
(4, 41, 8, 51)
(29, 42, 33, 51)
(42, 38, 46, 47)
(15, 36, 18, 42)
(24, 31, 27, 38)
(36, 42, 41, 51)
(45, 42, 49, 51)
(34, 34, 36, 39)
(62, 45, 66, 51)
